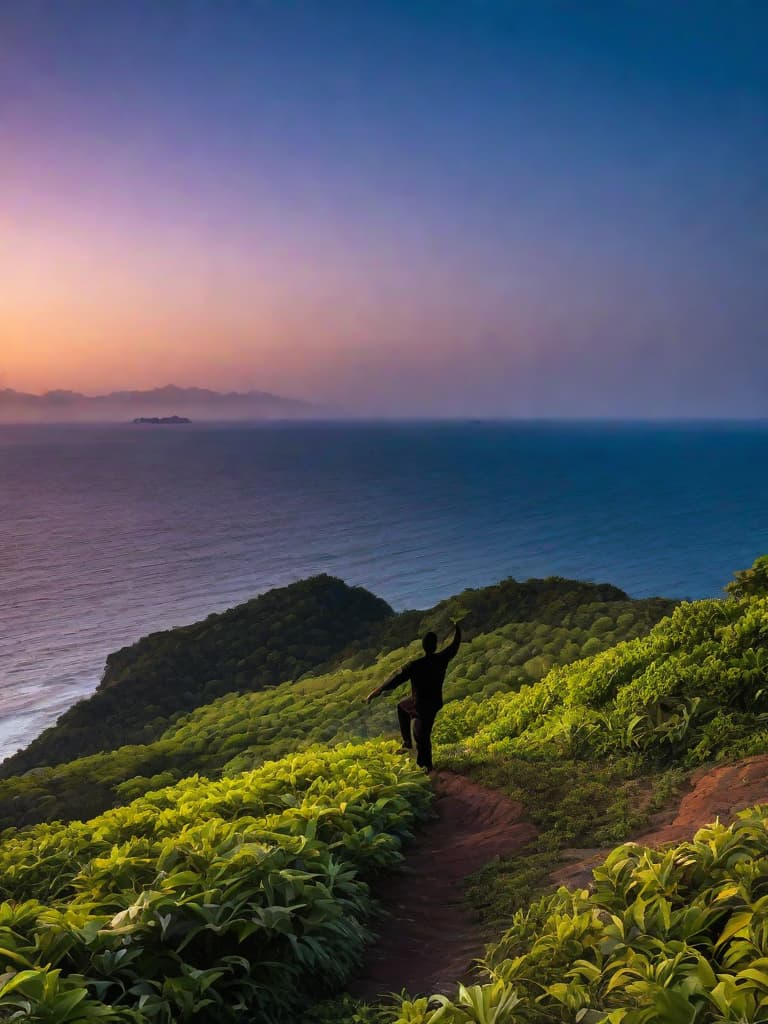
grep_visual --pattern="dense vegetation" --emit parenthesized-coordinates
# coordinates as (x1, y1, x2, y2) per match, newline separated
(1, 576, 394, 776)
(352, 561, 768, 1022)
(3, 559, 768, 1022)
(436, 593, 768, 767)
(0, 588, 671, 828)
(0, 742, 430, 1022)
(726, 554, 768, 599)
(394, 806, 768, 1023)
(1, 574, 643, 782)
(425, 591, 768, 929)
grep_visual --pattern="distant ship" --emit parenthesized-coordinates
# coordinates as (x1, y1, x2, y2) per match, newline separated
(132, 415, 191, 424)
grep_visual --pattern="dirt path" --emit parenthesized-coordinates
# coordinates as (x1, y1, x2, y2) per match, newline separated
(347, 770, 538, 1000)
(348, 754, 768, 1001)
(552, 753, 768, 890)
(635, 753, 768, 845)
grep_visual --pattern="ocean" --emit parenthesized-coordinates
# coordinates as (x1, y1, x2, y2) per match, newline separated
(1, 420, 767, 762)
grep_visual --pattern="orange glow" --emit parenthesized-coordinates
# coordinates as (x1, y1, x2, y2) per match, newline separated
(0, 172, 513, 402)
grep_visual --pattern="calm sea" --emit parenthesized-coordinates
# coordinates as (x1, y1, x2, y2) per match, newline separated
(1, 420, 767, 762)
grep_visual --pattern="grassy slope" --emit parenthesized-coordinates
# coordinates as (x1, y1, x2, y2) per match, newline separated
(392, 807, 768, 1024)
(0, 575, 395, 777)
(430, 594, 768, 925)
(0, 587, 672, 829)
(302, 573, 768, 1021)
(2, 574, 640, 781)
(0, 743, 432, 1023)
(1, 566, 768, 1022)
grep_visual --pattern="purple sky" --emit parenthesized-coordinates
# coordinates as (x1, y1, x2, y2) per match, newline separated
(1, 1, 766, 416)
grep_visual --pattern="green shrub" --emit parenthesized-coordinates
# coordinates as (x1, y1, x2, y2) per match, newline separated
(616, 611, 635, 631)
(581, 636, 603, 657)
(726, 554, 768, 598)
(590, 615, 614, 635)
(522, 655, 554, 680)
(0, 742, 431, 1023)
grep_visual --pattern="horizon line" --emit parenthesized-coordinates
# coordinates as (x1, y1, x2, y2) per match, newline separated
(1, 415, 768, 426)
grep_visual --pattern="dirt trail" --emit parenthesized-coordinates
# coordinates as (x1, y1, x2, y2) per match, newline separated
(635, 753, 768, 845)
(348, 770, 537, 1000)
(551, 753, 768, 891)
(349, 754, 768, 1001)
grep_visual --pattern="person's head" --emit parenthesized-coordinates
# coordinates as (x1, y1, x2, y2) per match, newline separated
(422, 631, 438, 654)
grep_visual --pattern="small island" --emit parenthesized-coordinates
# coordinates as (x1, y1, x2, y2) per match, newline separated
(132, 415, 191, 424)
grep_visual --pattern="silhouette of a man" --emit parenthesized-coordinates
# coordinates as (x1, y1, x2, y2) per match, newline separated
(366, 623, 461, 772)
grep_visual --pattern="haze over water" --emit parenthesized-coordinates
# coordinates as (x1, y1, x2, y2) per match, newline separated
(2, 421, 767, 762)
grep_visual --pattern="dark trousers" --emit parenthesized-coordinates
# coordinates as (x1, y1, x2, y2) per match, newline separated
(397, 698, 438, 770)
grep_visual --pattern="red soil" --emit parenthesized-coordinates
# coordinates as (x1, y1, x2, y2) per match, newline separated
(635, 753, 768, 846)
(552, 753, 768, 890)
(347, 770, 537, 1000)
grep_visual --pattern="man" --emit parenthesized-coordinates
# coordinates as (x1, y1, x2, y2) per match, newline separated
(365, 622, 462, 772)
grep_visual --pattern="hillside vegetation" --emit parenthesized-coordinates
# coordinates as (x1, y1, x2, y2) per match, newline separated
(0, 580, 671, 828)
(374, 559, 768, 1023)
(1, 574, 643, 781)
(438, 594, 768, 767)
(0, 743, 429, 1022)
(1, 560, 767, 1022)
(421, 591, 768, 926)
(395, 806, 768, 1024)
(1, 576, 393, 776)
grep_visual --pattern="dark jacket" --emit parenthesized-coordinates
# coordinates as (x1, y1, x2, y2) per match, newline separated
(380, 626, 461, 711)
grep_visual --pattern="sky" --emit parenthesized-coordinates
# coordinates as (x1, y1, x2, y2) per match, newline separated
(1, 0, 766, 417)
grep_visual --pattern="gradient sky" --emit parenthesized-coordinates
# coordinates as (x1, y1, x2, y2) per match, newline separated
(1, 1, 766, 416)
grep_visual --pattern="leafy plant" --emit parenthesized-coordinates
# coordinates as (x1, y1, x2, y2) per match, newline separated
(391, 806, 768, 1024)
(726, 554, 768, 600)
(0, 743, 431, 1023)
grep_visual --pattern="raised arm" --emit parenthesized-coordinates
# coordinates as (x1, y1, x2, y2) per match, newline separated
(441, 623, 462, 661)
(365, 664, 411, 704)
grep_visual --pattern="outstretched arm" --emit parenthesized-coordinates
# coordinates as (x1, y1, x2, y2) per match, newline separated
(442, 623, 462, 661)
(365, 664, 411, 704)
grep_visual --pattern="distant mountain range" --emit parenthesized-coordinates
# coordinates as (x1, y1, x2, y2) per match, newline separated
(0, 386, 325, 423)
